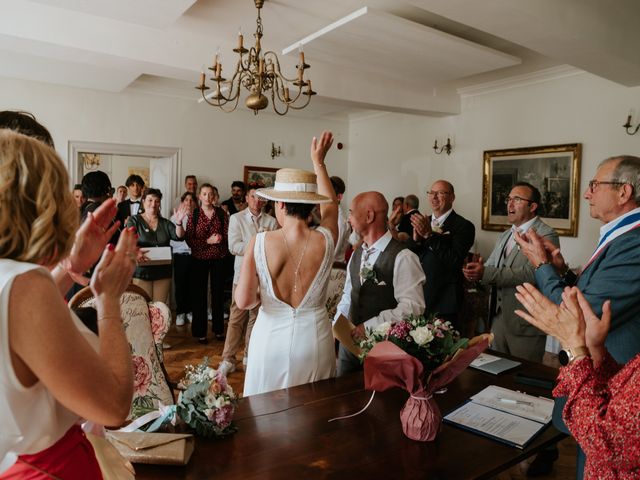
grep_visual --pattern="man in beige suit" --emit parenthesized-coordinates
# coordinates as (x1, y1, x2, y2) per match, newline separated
(218, 188, 278, 376)
(463, 182, 558, 362)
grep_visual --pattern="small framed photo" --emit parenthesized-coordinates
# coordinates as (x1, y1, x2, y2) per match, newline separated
(482, 143, 581, 236)
(243, 165, 279, 188)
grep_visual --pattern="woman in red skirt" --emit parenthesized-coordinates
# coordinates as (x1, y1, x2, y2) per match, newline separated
(0, 118, 136, 479)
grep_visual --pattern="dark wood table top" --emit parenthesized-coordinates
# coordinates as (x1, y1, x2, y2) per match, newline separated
(136, 354, 564, 480)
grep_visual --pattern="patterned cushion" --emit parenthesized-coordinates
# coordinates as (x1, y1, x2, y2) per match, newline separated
(76, 291, 173, 419)
(326, 267, 347, 319)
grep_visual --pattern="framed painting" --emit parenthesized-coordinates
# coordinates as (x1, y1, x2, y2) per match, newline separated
(482, 143, 581, 236)
(243, 165, 279, 189)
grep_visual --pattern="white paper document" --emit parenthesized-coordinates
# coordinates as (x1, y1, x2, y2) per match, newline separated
(444, 385, 554, 448)
(141, 246, 172, 266)
(470, 353, 521, 375)
(471, 385, 553, 423)
(444, 402, 547, 448)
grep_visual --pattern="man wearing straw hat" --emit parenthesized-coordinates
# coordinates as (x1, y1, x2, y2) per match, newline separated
(334, 191, 426, 376)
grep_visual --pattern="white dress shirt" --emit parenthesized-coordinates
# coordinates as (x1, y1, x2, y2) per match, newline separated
(228, 208, 278, 285)
(431, 208, 453, 229)
(334, 231, 425, 329)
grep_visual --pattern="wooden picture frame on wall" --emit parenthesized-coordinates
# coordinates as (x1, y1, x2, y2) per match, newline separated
(482, 143, 581, 236)
(243, 165, 279, 188)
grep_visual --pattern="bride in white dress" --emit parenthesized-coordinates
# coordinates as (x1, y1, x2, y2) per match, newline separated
(236, 132, 338, 396)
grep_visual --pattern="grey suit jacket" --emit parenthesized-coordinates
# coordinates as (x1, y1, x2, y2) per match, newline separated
(483, 217, 559, 336)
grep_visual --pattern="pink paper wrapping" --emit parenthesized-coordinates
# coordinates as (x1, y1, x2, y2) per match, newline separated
(364, 335, 491, 441)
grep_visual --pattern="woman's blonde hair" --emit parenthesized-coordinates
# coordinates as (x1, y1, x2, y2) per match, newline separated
(0, 129, 78, 265)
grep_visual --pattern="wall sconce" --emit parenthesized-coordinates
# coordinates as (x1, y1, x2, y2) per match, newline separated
(271, 143, 282, 159)
(433, 137, 452, 155)
(623, 113, 640, 135)
(81, 152, 101, 170)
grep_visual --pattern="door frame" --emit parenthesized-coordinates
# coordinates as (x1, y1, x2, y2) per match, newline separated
(68, 140, 182, 207)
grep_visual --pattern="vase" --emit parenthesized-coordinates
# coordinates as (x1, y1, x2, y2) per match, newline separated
(399, 392, 442, 441)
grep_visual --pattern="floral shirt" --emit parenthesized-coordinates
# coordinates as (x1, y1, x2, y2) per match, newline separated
(554, 352, 640, 479)
(185, 207, 229, 260)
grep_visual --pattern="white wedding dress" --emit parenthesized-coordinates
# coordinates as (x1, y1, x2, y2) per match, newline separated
(243, 226, 337, 396)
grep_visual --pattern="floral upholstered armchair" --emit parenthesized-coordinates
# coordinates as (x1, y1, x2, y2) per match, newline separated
(326, 265, 347, 319)
(69, 285, 174, 420)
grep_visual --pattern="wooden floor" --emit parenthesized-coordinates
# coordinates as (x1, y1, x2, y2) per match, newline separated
(162, 323, 577, 480)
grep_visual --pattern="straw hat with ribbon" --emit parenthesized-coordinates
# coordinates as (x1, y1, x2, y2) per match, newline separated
(256, 168, 331, 204)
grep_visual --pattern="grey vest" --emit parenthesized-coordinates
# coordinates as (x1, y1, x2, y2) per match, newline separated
(349, 237, 406, 325)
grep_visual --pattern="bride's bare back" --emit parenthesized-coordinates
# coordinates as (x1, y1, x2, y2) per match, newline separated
(263, 227, 326, 309)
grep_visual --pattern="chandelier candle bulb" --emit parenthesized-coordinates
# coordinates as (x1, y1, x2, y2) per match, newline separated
(199, 72, 205, 88)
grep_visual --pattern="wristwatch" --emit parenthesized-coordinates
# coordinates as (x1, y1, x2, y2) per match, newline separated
(558, 346, 590, 366)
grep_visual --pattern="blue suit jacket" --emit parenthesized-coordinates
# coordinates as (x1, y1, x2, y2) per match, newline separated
(535, 226, 640, 363)
(535, 225, 640, 436)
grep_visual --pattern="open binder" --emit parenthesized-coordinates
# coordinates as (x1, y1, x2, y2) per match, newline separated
(444, 385, 554, 449)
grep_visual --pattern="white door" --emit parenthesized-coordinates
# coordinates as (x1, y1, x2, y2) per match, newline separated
(150, 157, 175, 218)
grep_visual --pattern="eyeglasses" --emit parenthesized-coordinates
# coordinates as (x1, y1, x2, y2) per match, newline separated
(505, 195, 533, 205)
(427, 191, 451, 198)
(588, 180, 627, 193)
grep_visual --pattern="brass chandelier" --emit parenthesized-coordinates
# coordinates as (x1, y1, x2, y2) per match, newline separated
(196, 0, 315, 116)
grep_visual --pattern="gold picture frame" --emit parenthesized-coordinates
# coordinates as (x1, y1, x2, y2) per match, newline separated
(243, 165, 279, 188)
(482, 143, 581, 236)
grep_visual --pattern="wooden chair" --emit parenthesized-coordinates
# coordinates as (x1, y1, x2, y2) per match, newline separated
(69, 284, 174, 420)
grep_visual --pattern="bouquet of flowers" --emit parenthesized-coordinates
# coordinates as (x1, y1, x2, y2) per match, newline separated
(176, 358, 238, 438)
(358, 314, 491, 441)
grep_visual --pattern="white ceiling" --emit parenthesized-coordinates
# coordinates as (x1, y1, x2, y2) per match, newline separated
(2, 0, 639, 118)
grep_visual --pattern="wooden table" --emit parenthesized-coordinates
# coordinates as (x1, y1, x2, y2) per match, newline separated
(137, 355, 564, 479)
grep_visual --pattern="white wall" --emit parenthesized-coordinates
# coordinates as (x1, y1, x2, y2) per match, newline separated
(0, 76, 349, 200)
(347, 71, 640, 267)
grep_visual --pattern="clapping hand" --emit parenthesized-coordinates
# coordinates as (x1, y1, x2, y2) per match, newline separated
(62, 198, 120, 275)
(514, 229, 566, 272)
(388, 204, 403, 228)
(515, 283, 585, 348)
(90, 226, 138, 302)
(410, 212, 432, 240)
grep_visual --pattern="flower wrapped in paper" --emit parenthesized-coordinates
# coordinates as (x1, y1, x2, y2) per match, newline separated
(357, 315, 492, 441)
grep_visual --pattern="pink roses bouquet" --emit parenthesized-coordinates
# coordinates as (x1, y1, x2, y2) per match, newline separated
(359, 314, 491, 441)
(176, 358, 238, 438)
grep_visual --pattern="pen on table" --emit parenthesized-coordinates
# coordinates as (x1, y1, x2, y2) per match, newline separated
(497, 397, 534, 406)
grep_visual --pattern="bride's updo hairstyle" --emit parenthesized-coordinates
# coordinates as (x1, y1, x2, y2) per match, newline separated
(255, 168, 332, 220)
(0, 129, 78, 265)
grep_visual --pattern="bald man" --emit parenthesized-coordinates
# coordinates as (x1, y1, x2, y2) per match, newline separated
(334, 191, 425, 376)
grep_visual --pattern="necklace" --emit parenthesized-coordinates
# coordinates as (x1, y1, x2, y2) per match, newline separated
(281, 228, 311, 293)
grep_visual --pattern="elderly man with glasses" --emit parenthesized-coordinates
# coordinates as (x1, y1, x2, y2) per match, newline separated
(463, 181, 558, 362)
(409, 180, 475, 333)
(514, 156, 640, 479)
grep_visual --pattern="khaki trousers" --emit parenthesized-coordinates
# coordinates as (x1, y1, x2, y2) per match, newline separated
(221, 284, 259, 366)
(132, 277, 171, 304)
